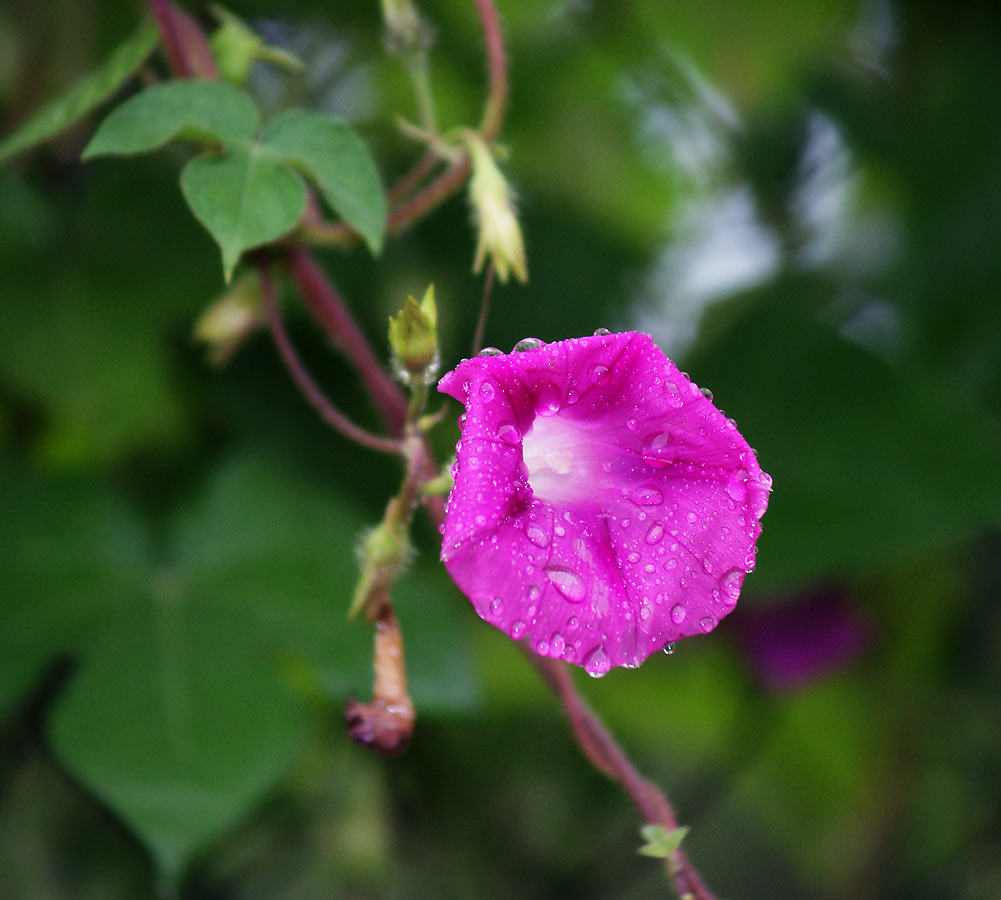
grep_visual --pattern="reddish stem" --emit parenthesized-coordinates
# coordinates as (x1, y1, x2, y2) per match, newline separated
(285, 248, 409, 437)
(526, 655, 718, 900)
(148, 0, 217, 79)
(259, 260, 403, 455)
(474, 0, 508, 141)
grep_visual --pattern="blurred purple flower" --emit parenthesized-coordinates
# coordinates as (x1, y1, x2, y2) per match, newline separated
(438, 332, 771, 676)
(733, 587, 870, 691)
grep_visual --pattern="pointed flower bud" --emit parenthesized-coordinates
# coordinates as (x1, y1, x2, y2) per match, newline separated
(193, 273, 266, 366)
(209, 4, 304, 84)
(388, 285, 439, 384)
(465, 132, 528, 284)
(438, 332, 771, 676)
(380, 0, 428, 56)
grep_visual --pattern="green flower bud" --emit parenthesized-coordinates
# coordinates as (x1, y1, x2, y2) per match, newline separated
(209, 5, 303, 84)
(465, 132, 528, 284)
(388, 284, 439, 383)
(193, 273, 265, 366)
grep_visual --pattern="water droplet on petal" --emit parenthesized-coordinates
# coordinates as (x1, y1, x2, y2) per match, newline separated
(511, 620, 527, 639)
(536, 639, 550, 655)
(526, 524, 550, 548)
(544, 565, 586, 602)
(589, 364, 610, 385)
(631, 486, 664, 506)
(584, 645, 610, 677)
(699, 616, 715, 633)
(489, 599, 503, 617)
(550, 634, 566, 655)
(513, 337, 546, 352)
(479, 381, 495, 402)
(662, 642, 676, 655)
(498, 422, 520, 444)
(719, 567, 743, 602)
(528, 585, 541, 601)
(645, 523, 665, 545)
(478, 346, 503, 356)
(627, 551, 640, 563)
(642, 432, 678, 468)
(536, 382, 561, 416)
(670, 604, 687, 624)
(726, 468, 748, 503)
(593, 327, 611, 336)
(700, 386, 714, 401)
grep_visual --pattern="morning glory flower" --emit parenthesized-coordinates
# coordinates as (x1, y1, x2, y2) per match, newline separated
(438, 331, 771, 676)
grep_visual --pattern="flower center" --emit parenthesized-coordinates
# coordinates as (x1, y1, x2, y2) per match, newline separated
(523, 414, 597, 504)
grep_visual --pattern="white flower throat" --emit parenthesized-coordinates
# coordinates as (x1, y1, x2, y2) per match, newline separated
(522, 414, 595, 504)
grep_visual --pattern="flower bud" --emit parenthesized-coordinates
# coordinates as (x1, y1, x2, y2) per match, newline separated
(380, 0, 428, 57)
(465, 132, 528, 284)
(388, 284, 439, 384)
(209, 4, 303, 84)
(192, 273, 265, 366)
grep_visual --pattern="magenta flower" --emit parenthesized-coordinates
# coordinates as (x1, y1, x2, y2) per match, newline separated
(438, 331, 771, 676)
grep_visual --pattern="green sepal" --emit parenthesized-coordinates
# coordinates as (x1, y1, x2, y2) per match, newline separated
(638, 824, 690, 858)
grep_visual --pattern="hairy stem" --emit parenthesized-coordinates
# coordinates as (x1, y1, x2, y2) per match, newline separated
(259, 260, 403, 455)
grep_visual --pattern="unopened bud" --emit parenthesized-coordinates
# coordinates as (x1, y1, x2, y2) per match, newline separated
(350, 518, 411, 622)
(388, 284, 438, 384)
(380, 0, 428, 57)
(209, 4, 303, 84)
(193, 273, 265, 365)
(465, 132, 528, 284)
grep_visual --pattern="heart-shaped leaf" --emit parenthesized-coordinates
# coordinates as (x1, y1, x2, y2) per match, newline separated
(181, 145, 306, 280)
(83, 79, 260, 159)
(259, 108, 387, 254)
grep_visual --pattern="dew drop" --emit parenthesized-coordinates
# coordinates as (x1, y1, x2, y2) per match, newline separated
(670, 604, 687, 624)
(550, 634, 566, 655)
(544, 565, 586, 602)
(479, 381, 496, 402)
(584, 645, 610, 677)
(700, 386, 714, 402)
(526, 524, 550, 548)
(567, 616, 579, 629)
(554, 524, 566, 537)
(686, 511, 698, 524)
(643, 563, 655, 573)
(626, 418, 639, 432)
(536, 639, 550, 655)
(498, 422, 520, 444)
(589, 364, 610, 385)
(631, 486, 664, 506)
(699, 616, 715, 633)
(536, 382, 562, 416)
(489, 599, 503, 617)
(719, 567, 743, 602)
(477, 346, 503, 357)
(627, 551, 640, 563)
(662, 642, 676, 655)
(528, 585, 541, 601)
(593, 327, 611, 336)
(726, 468, 749, 503)
(511, 620, 527, 639)
(513, 337, 546, 352)
(645, 523, 665, 545)
(642, 432, 677, 468)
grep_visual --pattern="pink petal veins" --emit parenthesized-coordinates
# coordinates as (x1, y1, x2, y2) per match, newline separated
(438, 331, 771, 676)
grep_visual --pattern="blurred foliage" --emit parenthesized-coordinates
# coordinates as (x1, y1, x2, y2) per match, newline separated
(2, 0, 1001, 899)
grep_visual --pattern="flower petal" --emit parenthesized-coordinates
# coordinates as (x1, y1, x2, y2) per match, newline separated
(439, 332, 770, 675)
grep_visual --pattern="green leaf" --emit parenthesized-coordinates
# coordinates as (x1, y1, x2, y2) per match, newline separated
(638, 824, 690, 858)
(181, 145, 306, 280)
(0, 22, 159, 166)
(83, 79, 260, 159)
(50, 603, 306, 881)
(259, 108, 387, 254)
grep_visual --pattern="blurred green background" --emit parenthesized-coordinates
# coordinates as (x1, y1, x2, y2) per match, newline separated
(2, 0, 1001, 898)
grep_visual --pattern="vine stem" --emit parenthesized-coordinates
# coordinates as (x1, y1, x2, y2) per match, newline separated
(297, 0, 509, 248)
(258, 260, 403, 456)
(284, 247, 409, 437)
(526, 654, 719, 900)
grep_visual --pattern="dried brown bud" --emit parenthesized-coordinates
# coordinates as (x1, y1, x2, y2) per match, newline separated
(344, 607, 415, 756)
